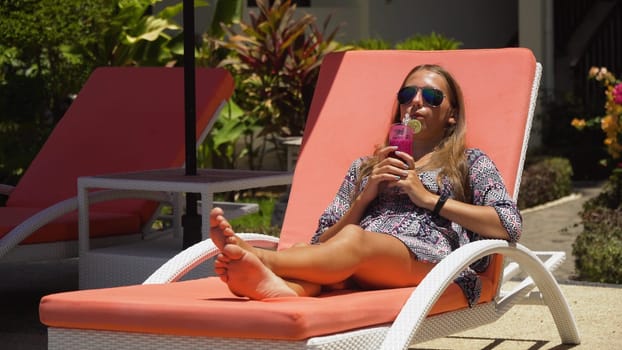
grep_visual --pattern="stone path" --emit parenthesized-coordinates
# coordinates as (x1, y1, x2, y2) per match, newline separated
(519, 182, 603, 281)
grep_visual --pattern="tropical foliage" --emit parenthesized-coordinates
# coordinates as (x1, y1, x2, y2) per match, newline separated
(572, 66, 622, 165)
(69, 0, 185, 67)
(209, 0, 345, 170)
(0, 0, 187, 187)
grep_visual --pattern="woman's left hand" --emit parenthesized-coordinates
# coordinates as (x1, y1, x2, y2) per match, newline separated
(390, 151, 436, 209)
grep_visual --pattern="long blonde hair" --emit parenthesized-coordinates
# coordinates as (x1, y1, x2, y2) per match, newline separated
(355, 64, 471, 202)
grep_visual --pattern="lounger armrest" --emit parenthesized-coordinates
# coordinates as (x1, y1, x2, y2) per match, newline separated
(0, 189, 173, 259)
(0, 184, 14, 196)
(143, 233, 280, 284)
(380, 240, 580, 349)
(499, 250, 566, 306)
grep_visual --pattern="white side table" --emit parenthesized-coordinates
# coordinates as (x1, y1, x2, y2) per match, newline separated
(77, 168, 292, 289)
(281, 136, 302, 171)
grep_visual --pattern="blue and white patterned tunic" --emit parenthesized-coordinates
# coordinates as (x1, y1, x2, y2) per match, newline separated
(310, 148, 522, 306)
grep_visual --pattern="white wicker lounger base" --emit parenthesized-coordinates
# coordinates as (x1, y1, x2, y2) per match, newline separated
(47, 303, 502, 350)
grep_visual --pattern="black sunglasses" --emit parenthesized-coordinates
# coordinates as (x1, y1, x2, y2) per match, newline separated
(397, 86, 445, 107)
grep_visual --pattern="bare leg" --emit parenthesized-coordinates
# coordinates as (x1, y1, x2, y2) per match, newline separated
(209, 207, 433, 299)
(288, 242, 355, 291)
(260, 224, 434, 288)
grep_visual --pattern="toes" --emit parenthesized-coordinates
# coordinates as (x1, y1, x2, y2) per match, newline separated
(217, 217, 229, 230)
(222, 243, 244, 260)
(210, 208, 225, 225)
(215, 256, 229, 267)
(214, 252, 230, 283)
(223, 226, 235, 237)
(215, 267, 228, 281)
(215, 253, 231, 263)
(210, 207, 224, 217)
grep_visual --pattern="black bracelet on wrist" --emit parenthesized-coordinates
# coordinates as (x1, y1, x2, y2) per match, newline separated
(432, 192, 449, 217)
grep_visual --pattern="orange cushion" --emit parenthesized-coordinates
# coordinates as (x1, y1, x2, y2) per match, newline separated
(0, 207, 141, 244)
(40, 276, 494, 340)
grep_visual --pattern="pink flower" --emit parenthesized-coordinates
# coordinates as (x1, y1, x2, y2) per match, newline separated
(613, 83, 622, 105)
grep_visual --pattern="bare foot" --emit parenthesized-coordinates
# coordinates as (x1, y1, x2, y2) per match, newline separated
(210, 207, 256, 254)
(210, 207, 294, 298)
(209, 207, 234, 251)
(216, 244, 297, 299)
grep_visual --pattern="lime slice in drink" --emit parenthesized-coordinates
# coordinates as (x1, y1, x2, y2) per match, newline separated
(407, 119, 422, 134)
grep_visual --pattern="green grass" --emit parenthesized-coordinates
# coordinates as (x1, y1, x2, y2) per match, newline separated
(151, 190, 284, 236)
(215, 190, 284, 236)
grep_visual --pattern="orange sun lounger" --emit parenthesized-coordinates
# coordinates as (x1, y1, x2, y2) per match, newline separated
(40, 49, 580, 349)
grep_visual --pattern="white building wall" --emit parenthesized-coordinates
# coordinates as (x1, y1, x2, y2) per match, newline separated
(366, 0, 518, 48)
(238, 0, 518, 49)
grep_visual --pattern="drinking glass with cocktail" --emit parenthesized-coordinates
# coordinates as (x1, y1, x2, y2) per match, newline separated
(388, 114, 422, 159)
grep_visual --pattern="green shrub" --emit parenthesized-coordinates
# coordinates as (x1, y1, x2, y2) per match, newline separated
(350, 32, 462, 51)
(582, 169, 622, 211)
(352, 38, 391, 50)
(517, 157, 573, 209)
(0, 0, 114, 185)
(573, 170, 622, 283)
(0, 0, 187, 185)
(572, 208, 622, 283)
(394, 32, 462, 50)
(218, 191, 282, 236)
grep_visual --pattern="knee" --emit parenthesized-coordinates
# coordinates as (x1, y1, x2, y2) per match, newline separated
(333, 224, 367, 245)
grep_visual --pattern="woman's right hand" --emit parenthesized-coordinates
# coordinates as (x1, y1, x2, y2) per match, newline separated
(356, 146, 411, 203)
(316, 147, 411, 243)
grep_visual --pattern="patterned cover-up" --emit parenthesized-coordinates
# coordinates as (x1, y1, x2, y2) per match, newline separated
(310, 148, 522, 306)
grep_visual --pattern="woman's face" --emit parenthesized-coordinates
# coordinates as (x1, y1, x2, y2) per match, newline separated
(399, 69, 456, 143)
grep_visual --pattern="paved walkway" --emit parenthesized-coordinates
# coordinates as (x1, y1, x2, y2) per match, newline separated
(1, 182, 620, 349)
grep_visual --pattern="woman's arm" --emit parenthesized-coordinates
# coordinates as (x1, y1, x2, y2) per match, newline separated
(313, 146, 411, 243)
(397, 149, 521, 241)
(427, 196, 510, 239)
(313, 192, 373, 243)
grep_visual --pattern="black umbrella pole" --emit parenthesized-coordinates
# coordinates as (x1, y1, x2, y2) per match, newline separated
(182, 193, 201, 249)
(182, 0, 201, 249)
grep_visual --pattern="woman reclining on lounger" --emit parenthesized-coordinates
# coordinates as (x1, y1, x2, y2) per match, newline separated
(209, 64, 521, 307)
